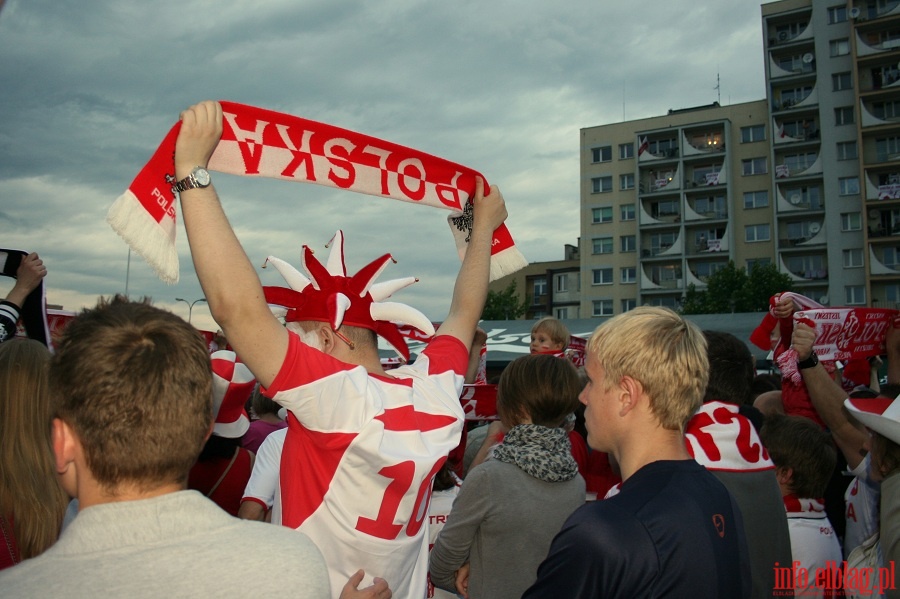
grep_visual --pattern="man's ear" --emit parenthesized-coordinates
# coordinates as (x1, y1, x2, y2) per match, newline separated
(776, 465, 794, 486)
(618, 376, 644, 417)
(52, 417, 77, 474)
(318, 325, 338, 355)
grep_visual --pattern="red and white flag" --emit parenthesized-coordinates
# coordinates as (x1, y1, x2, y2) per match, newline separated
(637, 136, 649, 156)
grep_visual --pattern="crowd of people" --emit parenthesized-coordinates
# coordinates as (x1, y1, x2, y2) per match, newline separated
(0, 101, 899, 598)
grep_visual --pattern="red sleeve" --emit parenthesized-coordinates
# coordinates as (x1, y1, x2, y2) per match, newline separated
(419, 335, 469, 377)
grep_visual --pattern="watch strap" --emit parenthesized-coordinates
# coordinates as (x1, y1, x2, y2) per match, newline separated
(797, 352, 819, 370)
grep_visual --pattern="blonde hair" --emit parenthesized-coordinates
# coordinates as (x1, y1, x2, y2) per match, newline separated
(587, 307, 708, 431)
(531, 317, 570, 349)
(0, 339, 67, 559)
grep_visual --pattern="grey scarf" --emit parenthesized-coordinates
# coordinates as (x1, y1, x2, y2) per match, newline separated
(491, 424, 579, 483)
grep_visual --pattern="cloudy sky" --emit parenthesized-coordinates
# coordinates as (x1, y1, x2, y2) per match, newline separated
(0, 0, 769, 332)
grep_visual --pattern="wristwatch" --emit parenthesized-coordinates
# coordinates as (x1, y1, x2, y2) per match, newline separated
(797, 352, 819, 370)
(173, 167, 211, 193)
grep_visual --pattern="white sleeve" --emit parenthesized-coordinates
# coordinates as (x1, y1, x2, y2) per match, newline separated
(241, 428, 287, 507)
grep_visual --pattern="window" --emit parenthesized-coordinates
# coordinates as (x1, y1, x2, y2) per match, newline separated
(740, 125, 766, 143)
(621, 267, 637, 284)
(888, 284, 900, 304)
(620, 235, 636, 253)
(837, 141, 858, 160)
(555, 273, 568, 293)
(828, 5, 847, 23)
(747, 258, 772, 271)
(845, 286, 866, 305)
(619, 143, 634, 159)
(843, 248, 864, 268)
(884, 247, 900, 268)
(745, 224, 771, 242)
(742, 157, 767, 176)
(835, 106, 854, 125)
(743, 191, 769, 209)
(591, 146, 612, 163)
(621, 299, 636, 312)
(554, 308, 568, 319)
(592, 268, 613, 285)
(592, 206, 613, 223)
(830, 38, 850, 56)
(620, 204, 636, 221)
(872, 100, 900, 120)
(839, 177, 860, 195)
(592, 237, 613, 254)
(876, 137, 900, 161)
(841, 212, 862, 231)
(620, 173, 635, 190)
(832, 72, 853, 91)
(591, 176, 613, 193)
(592, 300, 614, 317)
(533, 277, 546, 298)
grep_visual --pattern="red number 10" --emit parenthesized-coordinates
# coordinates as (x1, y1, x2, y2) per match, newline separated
(356, 458, 446, 540)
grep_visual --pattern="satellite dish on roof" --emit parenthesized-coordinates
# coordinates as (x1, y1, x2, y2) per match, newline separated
(819, 295, 829, 305)
(809, 222, 821, 234)
(802, 53, 815, 64)
(790, 194, 802, 205)
(850, 7, 861, 18)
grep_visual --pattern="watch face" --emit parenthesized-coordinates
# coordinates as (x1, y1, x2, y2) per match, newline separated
(194, 168, 211, 187)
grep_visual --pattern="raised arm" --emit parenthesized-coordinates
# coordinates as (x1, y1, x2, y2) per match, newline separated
(175, 101, 287, 387)
(792, 322, 867, 468)
(5, 252, 46, 309)
(434, 179, 507, 349)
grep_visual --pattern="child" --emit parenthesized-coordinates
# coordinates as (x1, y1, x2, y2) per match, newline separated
(529, 316, 570, 356)
(760, 414, 842, 598)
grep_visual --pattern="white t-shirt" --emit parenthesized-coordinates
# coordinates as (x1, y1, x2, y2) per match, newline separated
(784, 495, 843, 598)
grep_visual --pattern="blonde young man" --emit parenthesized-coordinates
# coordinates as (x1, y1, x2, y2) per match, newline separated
(524, 307, 751, 598)
(175, 101, 507, 598)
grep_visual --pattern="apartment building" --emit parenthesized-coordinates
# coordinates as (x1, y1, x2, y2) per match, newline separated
(487, 243, 581, 320)
(580, 100, 777, 316)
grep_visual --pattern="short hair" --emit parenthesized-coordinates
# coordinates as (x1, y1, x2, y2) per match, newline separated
(48, 296, 213, 491)
(251, 384, 281, 417)
(760, 414, 836, 498)
(531, 317, 570, 349)
(290, 320, 377, 351)
(497, 354, 581, 428)
(587, 306, 708, 431)
(703, 330, 755, 405)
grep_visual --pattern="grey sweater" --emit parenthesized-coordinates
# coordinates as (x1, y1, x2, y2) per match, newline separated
(429, 459, 585, 599)
(0, 490, 331, 598)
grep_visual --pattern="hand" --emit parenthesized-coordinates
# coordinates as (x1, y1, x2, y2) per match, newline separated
(454, 562, 470, 599)
(13, 252, 47, 296)
(471, 178, 508, 235)
(175, 100, 224, 177)
(772, 294, 796, 319)
(791, 322, 816, 362)
(339, 570, 391, 599)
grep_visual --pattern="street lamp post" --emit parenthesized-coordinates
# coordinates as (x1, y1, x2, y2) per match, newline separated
(175, 297, 207, 324)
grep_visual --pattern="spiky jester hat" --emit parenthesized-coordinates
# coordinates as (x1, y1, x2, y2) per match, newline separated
(262, 231, 434, 361)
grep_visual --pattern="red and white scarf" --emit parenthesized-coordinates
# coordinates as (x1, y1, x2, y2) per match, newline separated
(108, 101, 527, 284)
(685, 401, 774, 472)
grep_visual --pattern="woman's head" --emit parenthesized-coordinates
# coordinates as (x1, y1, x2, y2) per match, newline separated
(497, 354, 582, 428)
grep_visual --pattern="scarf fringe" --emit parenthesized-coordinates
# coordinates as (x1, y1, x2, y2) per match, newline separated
(107, 191, 179, 284)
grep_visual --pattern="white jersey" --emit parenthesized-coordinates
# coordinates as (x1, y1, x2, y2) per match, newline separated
(241, 427, 287, 518)
(427, 479, 461, 599)
(262, 333, 467, 599)
(844, 455, 881, 557)
(784, 495, 843, 598)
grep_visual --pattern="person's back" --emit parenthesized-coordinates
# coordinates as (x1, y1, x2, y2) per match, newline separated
(0, 297, 331, 599)
(0, 491, 328, 598)
(693, 330, 794, 598)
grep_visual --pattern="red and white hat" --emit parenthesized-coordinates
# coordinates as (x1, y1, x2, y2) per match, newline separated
(210, 350, 253, 439)
(261, 231, 434, 361)
(845, 395, 900, 445)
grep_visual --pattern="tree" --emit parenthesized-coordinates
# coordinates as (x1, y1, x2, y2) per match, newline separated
(680, 261, 793, 315)
(482, 280, 528, 320)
